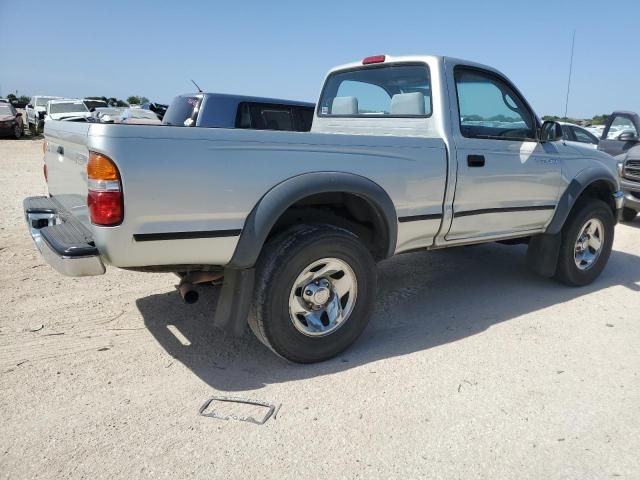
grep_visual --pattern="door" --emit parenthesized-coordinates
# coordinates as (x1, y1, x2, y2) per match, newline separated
(446, 67, 562, 240)
(598, 112, 640, 157)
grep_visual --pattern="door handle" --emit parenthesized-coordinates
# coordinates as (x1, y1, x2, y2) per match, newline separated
(467, 154, 485, 167)
(56, 146, 64, 155)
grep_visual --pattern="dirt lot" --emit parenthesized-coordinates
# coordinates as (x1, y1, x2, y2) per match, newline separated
(1, 137, 639, 479)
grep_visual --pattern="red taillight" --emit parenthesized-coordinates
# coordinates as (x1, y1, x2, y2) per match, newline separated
(87, 152, 123, 226)
(362, 55, 385, 65)
(88, 190, 123, 226)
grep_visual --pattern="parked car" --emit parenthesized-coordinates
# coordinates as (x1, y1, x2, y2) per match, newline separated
(45, 99, 90, 121)
(559, 122, 599, 149)
(0, 98, 9, 103)
(0, 102, 25, 139)
(82, 98, 109, 111)
(141, 102, 168, 120)
(163, 93, 314, 131)
(26, 96, 62, 134)
(25, 54, 623, 363)
(597, 111, 640, 221)
(118, 108, 162, 124)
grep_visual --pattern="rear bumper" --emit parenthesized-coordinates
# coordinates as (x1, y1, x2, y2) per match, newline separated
(24, 196, 106, 276)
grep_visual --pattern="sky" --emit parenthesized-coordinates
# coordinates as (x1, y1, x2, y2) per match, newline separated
(0, 0, 638, 118)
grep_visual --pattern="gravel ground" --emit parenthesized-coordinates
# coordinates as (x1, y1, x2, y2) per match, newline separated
(1, 137, 639, 479)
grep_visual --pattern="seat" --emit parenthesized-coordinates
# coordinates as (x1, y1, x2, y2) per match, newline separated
(331, 96, 358, 115)
(390, 92, 425, 115)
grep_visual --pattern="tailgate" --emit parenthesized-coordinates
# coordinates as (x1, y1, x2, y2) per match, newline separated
(44, 121, 91, 228)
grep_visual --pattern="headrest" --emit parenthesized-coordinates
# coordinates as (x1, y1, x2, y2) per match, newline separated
(390, 92, 425, 115)
(331, 96, 358, 115)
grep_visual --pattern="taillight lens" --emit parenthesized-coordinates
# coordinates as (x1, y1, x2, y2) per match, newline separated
(87, 152, 123, 226)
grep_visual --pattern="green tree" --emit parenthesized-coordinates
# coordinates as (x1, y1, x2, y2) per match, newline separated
(18, 95, 30, 104)
(127, 96, 141, 105)
(139, 96, 150, 104)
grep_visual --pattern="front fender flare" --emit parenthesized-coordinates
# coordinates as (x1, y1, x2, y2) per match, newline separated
(228, 172, 398, 269)
(545, 166, 618, 235)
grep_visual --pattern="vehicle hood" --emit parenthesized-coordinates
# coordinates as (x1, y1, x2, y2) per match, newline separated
(47, 112, 90, 120)
(0, 114, 16, 121)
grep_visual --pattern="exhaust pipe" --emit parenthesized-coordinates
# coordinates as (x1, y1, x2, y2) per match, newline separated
(178, 282, 199, 304)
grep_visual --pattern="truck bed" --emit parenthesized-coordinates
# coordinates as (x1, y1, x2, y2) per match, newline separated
(43, 120, 447, 268)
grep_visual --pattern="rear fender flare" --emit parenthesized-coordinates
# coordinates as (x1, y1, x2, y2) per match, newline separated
(228, 172, 398, 269)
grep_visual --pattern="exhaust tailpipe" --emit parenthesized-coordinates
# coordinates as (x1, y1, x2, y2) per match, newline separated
(178, 282, 199, 304)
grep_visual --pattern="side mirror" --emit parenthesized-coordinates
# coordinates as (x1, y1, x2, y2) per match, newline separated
(27, 104, 32, 109)
(540, 121, 564, 142)
(617, 131, 638, 142)
(15, 112, 22, 117)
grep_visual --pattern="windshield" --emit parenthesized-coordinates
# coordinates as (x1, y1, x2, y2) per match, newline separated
(163, 95, 201, 126)
(319, 64, 432, 117)
(0, 104, 15, 115)
(49, 102, 88, 114)
(36, 97, 55, 106)
(83, 100, 108, 110)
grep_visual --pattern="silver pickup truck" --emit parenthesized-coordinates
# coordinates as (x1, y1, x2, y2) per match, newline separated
(24, 54, 624, 363)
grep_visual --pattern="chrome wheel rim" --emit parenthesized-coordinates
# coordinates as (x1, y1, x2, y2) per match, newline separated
(574, 218, 604, 271)
(288, 257, 357, 337)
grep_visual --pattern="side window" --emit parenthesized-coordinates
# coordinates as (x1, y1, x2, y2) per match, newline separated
(260, 107, 293, 131)
(455, 68, 535, 141)
(606, 116, 638, 139)
(572, 127, 598, 144)
(236, 103, 252, 129)
(561, 125, 575, 141)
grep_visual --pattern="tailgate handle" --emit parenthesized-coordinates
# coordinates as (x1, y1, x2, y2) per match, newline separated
(467, 154, 485, 167)
(56, 146, 64, 155)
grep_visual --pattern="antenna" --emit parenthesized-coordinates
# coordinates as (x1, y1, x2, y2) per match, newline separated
(190, 79, 203, 93)
(563, 30, 576, 119)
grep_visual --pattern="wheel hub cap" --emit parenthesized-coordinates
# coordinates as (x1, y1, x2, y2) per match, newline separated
(574, 218, 605, 271)
(288, 258, 358, 337)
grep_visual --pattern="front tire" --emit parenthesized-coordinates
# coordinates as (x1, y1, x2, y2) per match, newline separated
(249, 225, 376, 363)
(622, 207, 637, 222)
(555, 199, 614, 286)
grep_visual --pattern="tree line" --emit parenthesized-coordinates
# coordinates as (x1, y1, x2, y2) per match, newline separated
(4, 93, 152, 108)
(542, 114, 610, 126)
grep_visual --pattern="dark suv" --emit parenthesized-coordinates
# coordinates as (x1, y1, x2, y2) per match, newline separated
(163, 93, 314, 132)
(597, 111, 640, 221)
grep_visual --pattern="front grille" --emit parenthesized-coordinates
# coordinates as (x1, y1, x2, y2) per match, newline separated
(624, 159, 640, 181)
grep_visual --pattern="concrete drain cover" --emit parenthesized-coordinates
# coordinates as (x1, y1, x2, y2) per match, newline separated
(199, 396, 276, 425)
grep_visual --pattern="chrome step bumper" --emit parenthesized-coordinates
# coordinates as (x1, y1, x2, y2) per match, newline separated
(24, 196, 105, 277)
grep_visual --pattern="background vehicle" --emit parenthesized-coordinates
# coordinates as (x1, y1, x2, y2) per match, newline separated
(597, 111, 640, 221)
(26, 96, 62, 133)
(45, 99, 90, 121)
(82, 98, 109, 111)
(118, 108, 162, 124)
(26, 55, 623, 363)
(141, 102, 168, 120)
(163, 93, 314, 131)
(0, 102, 24, 138)
(559, 122, 599, 149)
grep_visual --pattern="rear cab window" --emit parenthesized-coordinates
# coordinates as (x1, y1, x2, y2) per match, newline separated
(236, 103, 313, 132)
(318, 63, 432, 117)
(163, 95, 202, 126)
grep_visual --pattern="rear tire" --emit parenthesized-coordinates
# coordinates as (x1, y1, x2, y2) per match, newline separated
(622, 207, 637, 222)
(554, 199, 614, 286)
(248, 225, 376, 363)
(14, 123, 23, 139)
(28, 122, 35, 135)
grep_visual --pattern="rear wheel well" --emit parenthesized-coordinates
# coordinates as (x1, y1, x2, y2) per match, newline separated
(266, 192, 391, 261)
